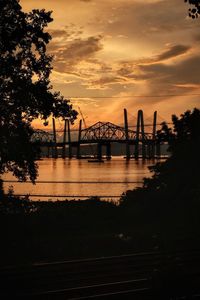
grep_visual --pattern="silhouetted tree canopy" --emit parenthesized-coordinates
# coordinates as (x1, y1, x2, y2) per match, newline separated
(144, 108, 200, 195)
(0, 0, 77, 182)
(185, 0, 200, 18)
(121, 108, 200, 204)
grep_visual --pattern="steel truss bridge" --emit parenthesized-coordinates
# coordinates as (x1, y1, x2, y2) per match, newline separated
(81, 121, 152, 142)
(31, 109, 165, 160)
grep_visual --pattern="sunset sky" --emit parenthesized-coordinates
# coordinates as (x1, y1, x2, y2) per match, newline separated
(21, 0, 200, 128)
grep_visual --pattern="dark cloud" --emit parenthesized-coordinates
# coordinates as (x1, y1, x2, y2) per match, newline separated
(49, 29, 69, 38)
(88, 76, 126, 89)
(113, 49, 200, 106)
(139, 55, 200, 85)
(194, 34, 200, 42)
(48, 25, 83, 42)
(117, 63, 134, 78)
(155, 45, 191, 62)
(79, 44, 192, 90)
(117, 44, 191, 81)
(60, 36, 103, 61)
(50, 35, 103, 74)
(122, 54, 200, 105)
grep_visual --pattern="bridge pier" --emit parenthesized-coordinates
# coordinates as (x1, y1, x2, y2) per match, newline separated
(147, 142, 152, 159)
(62, 119, 67, 158)
(134, 111, 140, 159)
(152, 111, 157, 159)
(133, 110, 159, 160)
(151, 142, 156, 159)
(156, 142, 161, 158)
(124, 109, 130, 160)
(47, 146, 50, 158)
(52, 118, 58, 158)
(67, 120, 72, 158)
(140, 111, 146, 159)
(142, 142, 146, 159)
(152, 142, 156, 158)
(106, 143, 111, 160)
(97, 143, 102, 160)
(134, 110, 147, 159)
(134, 142, 139, 159)
(77, 120, 82, 159)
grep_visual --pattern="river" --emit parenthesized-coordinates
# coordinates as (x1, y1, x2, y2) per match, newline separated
(2, 157, 157, 201)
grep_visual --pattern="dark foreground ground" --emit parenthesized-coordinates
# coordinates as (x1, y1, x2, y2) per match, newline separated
(1, 197, 200, 299)
(1, 249, 200, 299)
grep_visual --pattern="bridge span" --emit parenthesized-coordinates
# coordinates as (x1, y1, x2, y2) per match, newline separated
(31, 109, 165, 160)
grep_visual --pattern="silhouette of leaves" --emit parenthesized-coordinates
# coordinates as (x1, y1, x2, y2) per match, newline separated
(185, 0, 200, 18)
(121, 108, 200, 205)
(0, 0, 78, 182)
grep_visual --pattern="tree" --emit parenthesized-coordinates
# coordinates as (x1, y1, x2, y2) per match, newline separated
(144, 108, 200, 198)
(121, 108, 200, 205)
(0, 0, 77, 182)
(185, 0, 200, 18)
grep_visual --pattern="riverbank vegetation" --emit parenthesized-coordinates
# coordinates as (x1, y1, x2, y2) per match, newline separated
(1, 108, 200, 267)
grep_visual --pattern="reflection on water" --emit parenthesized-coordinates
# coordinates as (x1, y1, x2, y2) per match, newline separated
(2, 157, 156, 201)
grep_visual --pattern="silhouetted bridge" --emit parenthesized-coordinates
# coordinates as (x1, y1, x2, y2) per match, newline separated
(32, 109, 166, 160)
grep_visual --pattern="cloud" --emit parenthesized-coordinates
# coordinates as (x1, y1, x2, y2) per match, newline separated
(48, 35, 103, 75)
(104, 44, 200, 112)
(48, 25, 83, 42)
(51, 41, 194, 93)
(48, 29, 69, 39)
(117, 44, 192, 80)
(155, 45, 191, 62)
(137, 55, 200, 85)
(118, 54, 200, 107)
(85, 75, 127, 90)
(60, 36, 103, 62)
(20, 0, 200, 124)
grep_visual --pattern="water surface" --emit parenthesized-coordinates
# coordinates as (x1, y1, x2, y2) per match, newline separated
(3, 157, 156, 201)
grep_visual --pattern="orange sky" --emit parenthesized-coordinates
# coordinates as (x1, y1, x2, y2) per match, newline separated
(21, 0, 200, 129)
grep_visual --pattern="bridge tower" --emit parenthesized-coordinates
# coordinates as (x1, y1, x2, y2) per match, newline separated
(67, 119, 72, 158)
(134, 110, 146, 159)
(77, 120, 82, 159)
(52, 118, 58, 158)
(62, 119, 67, 158)
(146, 111, 157, 159)
(124, 108, 130, 160)
(152, 111, 157, 158)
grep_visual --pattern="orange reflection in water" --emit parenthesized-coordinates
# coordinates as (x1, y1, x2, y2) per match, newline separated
(2, 157, 154, 201)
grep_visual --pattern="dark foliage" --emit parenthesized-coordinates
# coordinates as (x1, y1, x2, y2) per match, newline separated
(1, 109, 200, 273)
(0, 0, 77, 182)
(185, 0, 200, 18)
(121, 108, 200, 205)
